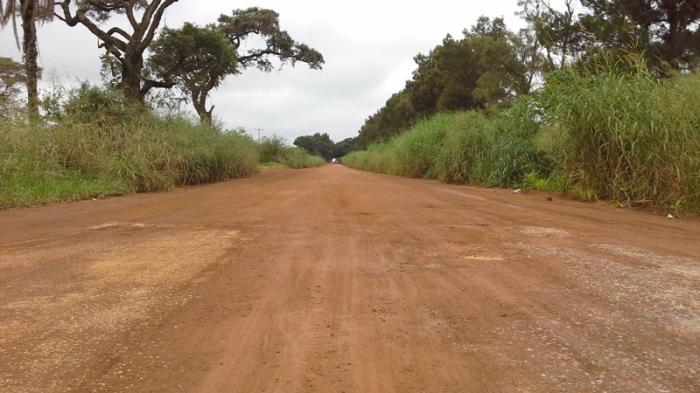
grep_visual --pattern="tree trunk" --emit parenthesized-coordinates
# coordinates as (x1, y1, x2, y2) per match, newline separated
(21, 0, 39, 122)
(192, 90, 213, 124)
(119, 50, 147, 104)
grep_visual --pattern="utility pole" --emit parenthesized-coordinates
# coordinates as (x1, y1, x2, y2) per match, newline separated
(255, 128, 264, 141)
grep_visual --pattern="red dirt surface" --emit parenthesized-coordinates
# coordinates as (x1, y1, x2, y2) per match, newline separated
(1, 165, 698, 392)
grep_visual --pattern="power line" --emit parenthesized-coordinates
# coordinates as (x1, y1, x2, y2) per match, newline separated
(255, 128, 264, 140)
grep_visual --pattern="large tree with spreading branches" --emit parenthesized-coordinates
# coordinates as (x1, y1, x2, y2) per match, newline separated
(54, 0, 179, 103)
(149, 7, 324, 123)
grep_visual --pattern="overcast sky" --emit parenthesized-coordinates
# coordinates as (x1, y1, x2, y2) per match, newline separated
(0, 0, 530, 142)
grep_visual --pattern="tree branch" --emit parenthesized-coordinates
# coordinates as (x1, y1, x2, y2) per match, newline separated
(140, 78, 176, 95)
(107, 27, 131, 40)
(55, 1, 127, 51)
(140, 0, 179, 52)
(125, 2, 138, 29)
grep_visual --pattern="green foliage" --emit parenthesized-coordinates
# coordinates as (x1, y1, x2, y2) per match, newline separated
(346, 63, 700, 214)
(0, 86, 259, 208)
(347, 109, 549, 188)
(570, 185, 598, 202)
(149, 23, 236, 122)
(280, 147, 326, 169)
(57, 83, 139, 125)
(355, 90, 416, 148)
(0, 56, 24, 117)
(539, 59, 700, 212)
(255, 135, 326, 169)
(523, 172, 566, 193)
(258, 135, 287, 163)
(334, 137, 356, 158)
(390, 114, 450, 178)
(293, 133, 336, 161)
(217, 8, 324, 72)
(146, 7, 324, 122)
(357, 17, 535, 148)
(358, 1, 700, 149)
(293, 133, 357, 160)
(579, 0, 700, 71)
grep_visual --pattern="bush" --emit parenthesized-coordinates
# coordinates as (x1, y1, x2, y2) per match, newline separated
(258, 135, 287, 163)
(0, 87, 259, 208)
(345, 109, 549, 188)
(345, 58, 699, 215)
(281, 147, 326, 169)
(540, 65, 700, 212)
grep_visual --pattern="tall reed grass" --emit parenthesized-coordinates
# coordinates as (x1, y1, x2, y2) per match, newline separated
(257, 135, 326, 169)
(345, 67, 700, 214)
(1, 88, 260, 208)
(540, 67, 699, 212)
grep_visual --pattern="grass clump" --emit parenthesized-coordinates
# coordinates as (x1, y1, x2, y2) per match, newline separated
(256, 135, 326, 169)
(258, 135, 287, 164)
(345, 109, 550, 188)
(0, 86, 259, 208)
(540, 66, 700, 212)
(522, 172, 566, 193)
(280, 147, 326, 169)
(345, 61, 700, 215)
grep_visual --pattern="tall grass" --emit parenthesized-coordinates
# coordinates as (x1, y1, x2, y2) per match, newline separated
(345, 66, 700, 214)
(540, 67, 700, 212)
(280, 147, 326, 168)
(256, 135, 326, 169)
(258, 135, 287, 163)
(0, 87, 259, 208)
(344, 109, 549, 187)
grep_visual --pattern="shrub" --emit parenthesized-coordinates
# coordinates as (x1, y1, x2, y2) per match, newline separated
(258, 135, 287, 163)
(346, 109, 549, 188)
(346, 57, 699, 214)
(0, 87, 259, 207)
(540, 64, 700, 212)
(281, 147, 326, 169)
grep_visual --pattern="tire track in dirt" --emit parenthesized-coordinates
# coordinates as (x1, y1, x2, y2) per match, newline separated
(0, 165, 698, 392)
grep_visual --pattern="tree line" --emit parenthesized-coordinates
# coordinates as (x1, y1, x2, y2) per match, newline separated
(355, 0, 700, 148)
(0, 1, 324, 123)
(293, 132, 355, 161)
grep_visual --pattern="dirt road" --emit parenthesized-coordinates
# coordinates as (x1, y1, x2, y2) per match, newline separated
(1, 165, 698, 393)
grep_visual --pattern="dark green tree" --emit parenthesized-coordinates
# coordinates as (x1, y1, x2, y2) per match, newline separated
(148, 7, 324, 123)
(334, 137, 356, 158)
(355, 90, 416, 148)
(293, 133, 336, 160)
(216, 8, 324, 73)
(148, 23, 236, 123)
(357, 17, 531, 147)
(579, 0, 700, 71)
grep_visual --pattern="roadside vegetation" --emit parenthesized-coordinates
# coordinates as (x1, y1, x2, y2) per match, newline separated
(293, 133, 356, 161)
(258, 135, 326, 170)
(0, 3, 326, 208)
(345, 66, 700, 214)
(0, 86, 259, 208)
(347, 1, 700, 215)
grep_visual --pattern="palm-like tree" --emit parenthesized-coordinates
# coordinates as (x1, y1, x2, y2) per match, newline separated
(0, 0, 54, 120)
